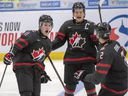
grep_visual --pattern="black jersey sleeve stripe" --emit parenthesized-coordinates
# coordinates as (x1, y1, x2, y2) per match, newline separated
(56, 32, 66, 40)
(52, 32, 66, 50)
(96, 70, 108, 75)
(14, 36, 29, 50)
(58, 35, 64, 40)
(57, 32, 65, 37)
(19, 38, 28, 46)
(96, 63, 111, 73)
(36, 63, 45, 71)
(15, 42, 24, 49)
(97, 63, 111, 68)
(65, 87, 75, 94)
(86, 88, 96, 95)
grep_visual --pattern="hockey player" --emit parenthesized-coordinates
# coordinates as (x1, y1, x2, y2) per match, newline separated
(3, 14, 53, 96)
(52, 2, 98, 96)
(74, 22, 128, 96)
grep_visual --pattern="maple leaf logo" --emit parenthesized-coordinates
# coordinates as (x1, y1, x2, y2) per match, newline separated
(31, 47, 45, 60)
(69, 32, 86, 48)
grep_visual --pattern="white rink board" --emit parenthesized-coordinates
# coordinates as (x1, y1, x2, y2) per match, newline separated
(0, 60, 128, 96)
(0, 9, 128, 53)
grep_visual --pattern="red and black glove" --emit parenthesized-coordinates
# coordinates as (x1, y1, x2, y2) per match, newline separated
(41, 71, 51, 83)
(3, 53, 14, 65)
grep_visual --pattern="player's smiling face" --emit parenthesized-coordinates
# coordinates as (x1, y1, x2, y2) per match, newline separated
(40, 22, 52, 37)
(73, 9, 85, 23)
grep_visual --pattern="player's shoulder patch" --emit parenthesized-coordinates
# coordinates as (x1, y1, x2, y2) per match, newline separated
(23, 31, 31, 36)
(23, 30, 37, 36)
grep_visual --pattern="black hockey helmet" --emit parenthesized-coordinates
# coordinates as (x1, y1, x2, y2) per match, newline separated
(39, 15, 53, 27)
(72, 2, 85, 13)
(96, 22, 111, 39)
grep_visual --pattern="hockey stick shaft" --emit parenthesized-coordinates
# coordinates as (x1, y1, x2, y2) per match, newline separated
(47, 55, 65, 89)
(0, 65, 8, 88)
(98, 4, 103, 23)
(98, 0, 106, 23)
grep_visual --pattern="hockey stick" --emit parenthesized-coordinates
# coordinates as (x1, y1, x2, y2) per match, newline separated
(98, 4, 103, 23)
(0, 45, 13, 88)
(0, 65, 8, 88)
(47, 55, 65, 89)
(98, 0, 105, 23)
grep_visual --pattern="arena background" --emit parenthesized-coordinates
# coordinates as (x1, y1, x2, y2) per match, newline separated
(0, 0, 128, 61)
(0, 0, 128, 96)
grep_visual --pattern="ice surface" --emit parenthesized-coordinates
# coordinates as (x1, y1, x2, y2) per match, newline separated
(0, 60, 127, 96)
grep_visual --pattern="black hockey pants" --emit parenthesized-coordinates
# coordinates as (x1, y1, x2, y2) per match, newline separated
(15, 67, 41, 96)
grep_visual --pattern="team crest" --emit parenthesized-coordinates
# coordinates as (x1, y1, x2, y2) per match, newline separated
(31, 47, 45, 61)
(69, 32, 86, 48)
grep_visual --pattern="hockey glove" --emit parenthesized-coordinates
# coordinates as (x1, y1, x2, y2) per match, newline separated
(41, 71, 51, 83)
(3, 52, 14, 65)
(74, 70, 86, 81)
